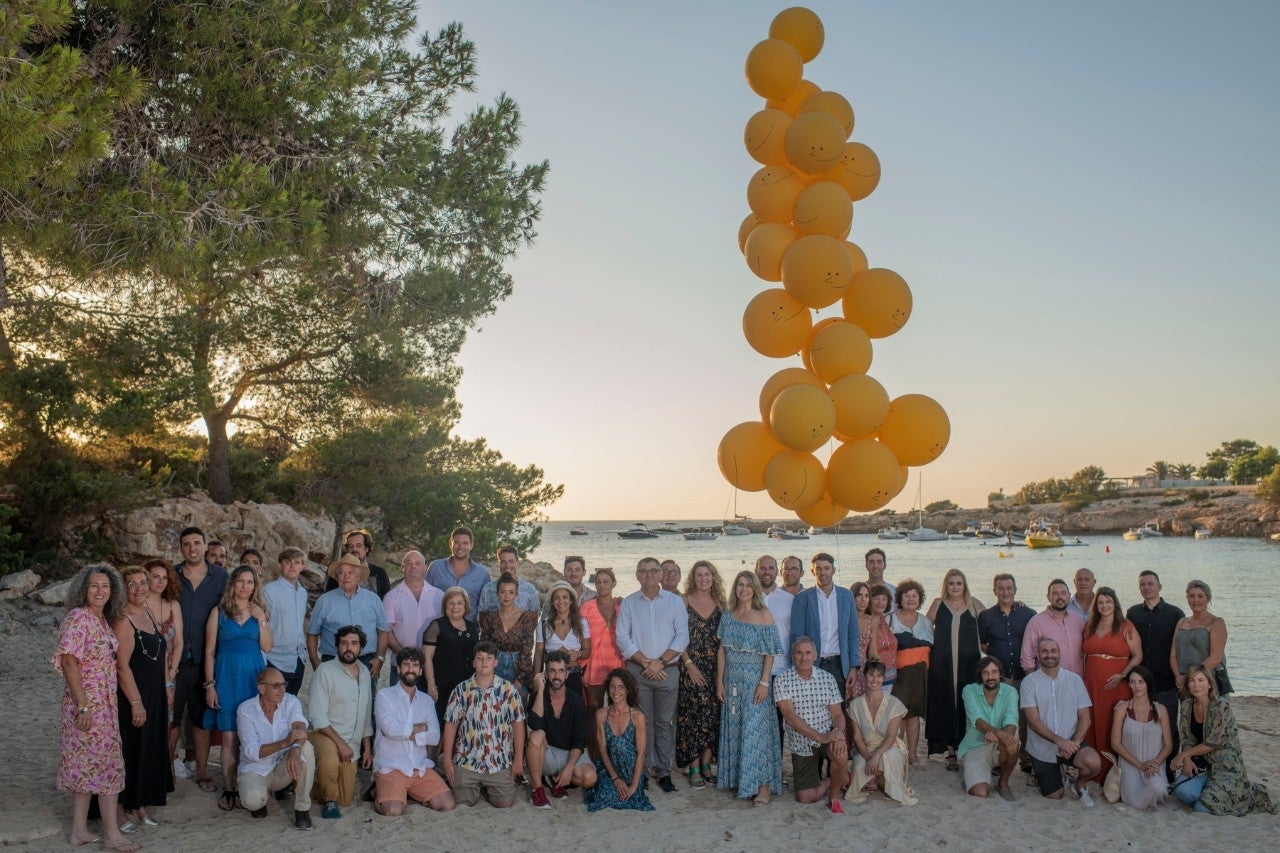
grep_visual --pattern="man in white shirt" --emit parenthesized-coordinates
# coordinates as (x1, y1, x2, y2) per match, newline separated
(616, 556, 689, 793)
(236, 666, 315, 830)
(757, 554, 795, 767)
(1020, 637, 1100, 805)
(373, 648, 456, 814)
(383, 550, 443, 685)
(263, 547, 309, 695)
(307, 626, 373, 819)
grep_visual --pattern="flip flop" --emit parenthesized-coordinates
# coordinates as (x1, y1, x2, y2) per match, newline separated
(99, 842, 142, 852)
(196, 777, 216, 793)
(69, 836, 100, 847)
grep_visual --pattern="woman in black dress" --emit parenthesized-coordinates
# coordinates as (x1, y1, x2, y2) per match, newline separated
(114, 566, 174, 827)
(925, 568, 984, 770)
(423, 586, 479, 725)
(676, 560, 726, 787)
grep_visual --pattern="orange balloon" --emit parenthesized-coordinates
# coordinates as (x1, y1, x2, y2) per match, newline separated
(823, 141, 881, 202)
(793, 180, 852, 237)
(827, 373, 890, 439)
(744, 108, 792, 167)
(826, 438, 902, 512)
(800, 317, 840, 373)
(764, 450, 827, 511)
(893, 464, 909, 497)
(759, 366, 826, 421)
(765, 79, 820, 116)
(769, 7, 825, 62)
(747, 165, 806, 223)
(780, 233, 855, 309)
(796, 492, 849, 528)
(784, 110, 847, 175)
(738, 212, 763, 253)
(800, 91, 854, 138)
(742, 288, 813, 358)
(743, 222, 801, 282)
(844, 240, 869, 275)
(745, 38, 803, 99)
(769, 384, 836, 453)
(808, 320, 872, 384)
(716, 422, 785, 492)
(876, 394, 950, 466)
(842, 267, 912, 338)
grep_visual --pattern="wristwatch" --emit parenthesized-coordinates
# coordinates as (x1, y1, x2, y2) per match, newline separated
(77, 705, 90, 716)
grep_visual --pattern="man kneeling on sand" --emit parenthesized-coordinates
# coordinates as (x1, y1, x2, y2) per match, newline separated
(236, 667, 315, 830)
(1021, 638, 1101, 806)
(773, 637, 848, 814)
(372, 648, 456, 815)
(527, 650, 598, 808)
(442, 641, 526, 808)
(959, 656, 1020, 800)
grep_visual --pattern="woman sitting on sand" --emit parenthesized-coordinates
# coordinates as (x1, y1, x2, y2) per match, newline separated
(1109, 666, 1171, 810)
(847, 660, 917, 806)
(585, 668, 654, 812)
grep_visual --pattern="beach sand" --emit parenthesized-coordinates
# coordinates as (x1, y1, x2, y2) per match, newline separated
(4, 619, 1276, 852)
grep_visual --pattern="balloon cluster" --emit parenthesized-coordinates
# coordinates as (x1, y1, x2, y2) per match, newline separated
(718, 7, 950, 528)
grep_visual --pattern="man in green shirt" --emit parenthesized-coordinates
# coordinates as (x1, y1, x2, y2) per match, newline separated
(959, 656, 1020, 800)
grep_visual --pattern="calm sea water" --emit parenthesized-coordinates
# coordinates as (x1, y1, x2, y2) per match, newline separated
(531, 521, 1280, 697)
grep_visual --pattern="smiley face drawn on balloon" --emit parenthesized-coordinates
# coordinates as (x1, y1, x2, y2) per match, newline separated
(743, 288, 813, 358)
(748, 166, 806, 222)
(781, 234, 852, 309)
(744, 109, 792, 167)
(792, 181, 852, 237)
(785, 111, 846, 176)
(765, 450, 826, 511)
(823, 142, 881, 202)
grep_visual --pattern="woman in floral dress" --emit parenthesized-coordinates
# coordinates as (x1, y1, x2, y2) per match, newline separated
(677, 560, 725, 787)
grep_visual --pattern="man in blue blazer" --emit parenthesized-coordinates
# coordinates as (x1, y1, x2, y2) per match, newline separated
(790, 553, 861, 696)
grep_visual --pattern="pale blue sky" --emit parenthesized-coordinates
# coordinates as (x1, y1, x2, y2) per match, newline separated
(419, 1, 1280, 520)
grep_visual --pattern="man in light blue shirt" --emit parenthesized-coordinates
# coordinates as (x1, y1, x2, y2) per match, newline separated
(616, 556, 688, 793)
(263, 547, 310, 695)
(959, 656, 1020, 800)
(308, 554, 389, 699)
(425, 526, 491, 611)
(476, 545, 541, 613)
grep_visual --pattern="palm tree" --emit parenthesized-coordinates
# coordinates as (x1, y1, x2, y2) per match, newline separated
(1172, 463, 1196, 481)
(1146, 461, 1171, 482)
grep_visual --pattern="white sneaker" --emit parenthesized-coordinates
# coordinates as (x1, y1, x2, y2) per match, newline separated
(1078, 787, 1095, 808)
(173, 758, 194, 779)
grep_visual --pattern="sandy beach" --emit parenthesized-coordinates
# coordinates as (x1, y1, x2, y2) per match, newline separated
(4, 611, 1276, 852)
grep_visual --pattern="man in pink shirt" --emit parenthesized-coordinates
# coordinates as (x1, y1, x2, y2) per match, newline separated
(1020, 579, 1085, 676)
(383, 551, 443, 686)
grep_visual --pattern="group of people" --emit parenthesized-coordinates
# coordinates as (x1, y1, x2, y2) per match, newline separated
(54, 531, 1276, 847)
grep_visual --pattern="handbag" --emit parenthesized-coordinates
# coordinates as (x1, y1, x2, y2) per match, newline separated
(1213, 663, 1233, 696)
(1101, 752, 1122, 803)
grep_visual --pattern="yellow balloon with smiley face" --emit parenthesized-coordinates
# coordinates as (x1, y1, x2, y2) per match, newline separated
(784, 110, 847, 175)
(747, 165, 806, 223)
(764, 449, 827, 511)
(744, 108, 792, 167)
(758, 366, 826, 421)
(792, 180, 852, 237)
(795, 491, 849, 528)
(769, 7, 825, 62)
(807, 320, 872, 384)
(780, 233, 855, 309)
(823, 141, 881, 202)
(717, 421, 786, 492)
(842, 267, 912, 338)
(744, 221, 802, 282)
(826, 438, 903, 512)
(742, 287, 813, 357)
(766, 78, 821, 117)
(737, 211, 764, 253)
(745, 38, 804, 99)
(827, 372, 890, 439)
(799, 91, 854, 139)
(768, 383, 836, 453)
(876, 393, 950, 466)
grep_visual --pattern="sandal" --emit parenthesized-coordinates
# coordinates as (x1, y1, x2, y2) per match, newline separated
(702, 763, 717, 784)
(196, 777, 216, 793)
(687, 766, 706, 789)
(752, 794, 770, 806)
(945, 753, 958, 772)
(218, 789, 237, 811)
(100, 842, 142, 852)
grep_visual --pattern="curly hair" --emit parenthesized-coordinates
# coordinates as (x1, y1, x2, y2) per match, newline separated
(143, 558, 181, 603)
(683, 560, 727, 610)
(66, 563, 125, 625)
(544, 584, 585, 641)
(605, 667, 639, 708)
(894, 578, 925, 611)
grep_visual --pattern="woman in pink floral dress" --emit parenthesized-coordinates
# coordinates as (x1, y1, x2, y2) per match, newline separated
(54, 563, 139, 851)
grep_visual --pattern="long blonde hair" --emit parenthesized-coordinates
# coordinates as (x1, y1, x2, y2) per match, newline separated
(683, 560, 727, 610)
(730, 570, 766, 612)
(940, 568, 977, 616)
(219, 565, 267, 619)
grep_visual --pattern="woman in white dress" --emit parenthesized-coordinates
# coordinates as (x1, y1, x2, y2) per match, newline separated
(847, 661, 917, 806)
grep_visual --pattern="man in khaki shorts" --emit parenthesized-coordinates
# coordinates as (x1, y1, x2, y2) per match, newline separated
(372, 648, 455, 814)
(958, 656, 1020, 800)
(773, 637, 848, 813)
(441, 641, 526, 807)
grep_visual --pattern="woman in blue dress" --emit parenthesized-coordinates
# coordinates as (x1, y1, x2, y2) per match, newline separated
(585, 668, 654, 812)
(203, 565, 271, 811)
(716, 571, 783, 805)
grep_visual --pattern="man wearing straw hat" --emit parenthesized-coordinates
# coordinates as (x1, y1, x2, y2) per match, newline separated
(308, 553, 390, 699)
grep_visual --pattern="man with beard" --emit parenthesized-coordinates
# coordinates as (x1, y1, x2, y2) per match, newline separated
(863, 548, 896, 612)
(780, 556, 805, 595)
(426, 526, 491, 611)
(958, 656, 1020, 800)
(307, 626, 374, 818)
(1020, 579, 1085, 676)
(476, 544, 542, 612)
(790, 553, 861, 694)
(525, 651, 597, 808)
(1020, 638, 1099, 805)
(372, 647, 456, 814)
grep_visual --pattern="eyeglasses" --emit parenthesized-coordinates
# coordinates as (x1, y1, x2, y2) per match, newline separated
(127, 581, 150, 590)
(262, 682, 287, 689)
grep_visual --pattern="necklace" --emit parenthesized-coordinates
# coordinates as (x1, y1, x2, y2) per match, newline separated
(127, 607, 163, 662)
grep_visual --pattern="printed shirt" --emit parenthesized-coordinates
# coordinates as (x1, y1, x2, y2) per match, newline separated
(773, 667, 843, 757)
(445, 675, 526, 774)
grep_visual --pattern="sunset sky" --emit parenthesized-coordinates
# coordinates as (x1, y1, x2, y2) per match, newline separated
(422, 1, 1280, 520)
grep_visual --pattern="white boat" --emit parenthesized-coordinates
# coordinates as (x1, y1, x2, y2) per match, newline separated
(616, 523, 658, 540)
(807, 526, 828, 535)
(722, 524, 751, 536)
(947, 531, 969, 540)
(876, 526, 909, 540)
(904, 475, 947, 541)
(1138, 521, 1164, 537)
(1194, 529, 1212, 539)
(768, 525, 810, 540)
(683, 527, 718, 541)
(569, 527, 589, 536)
(653, 522, 681, 535)
(1123, 528, 1143, 541)
(975, 521, 1006, 539)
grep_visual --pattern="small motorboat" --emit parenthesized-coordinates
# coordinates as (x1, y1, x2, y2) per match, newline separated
(722, 524, 751, 536)
(975, 522, 1006, 539)
(616, 523, 658, 540)
(768, 526, 810, 540)
(1024, 518, 1064, 548)
(1194, 529, 1212, 539)
(876, 526, 909, 540)
(1123, 528, 1143, 541)
(683, 527, 718, 541)
(569, 527, 589, 536)
(906, 526, 947, 542)
(1138, 521, 1164, 537)
(653, 522, 681, 535)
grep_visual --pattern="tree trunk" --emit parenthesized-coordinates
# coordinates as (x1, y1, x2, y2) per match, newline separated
(205, 410, 233, 503)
